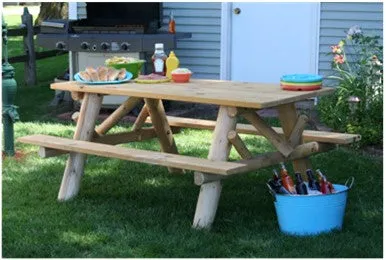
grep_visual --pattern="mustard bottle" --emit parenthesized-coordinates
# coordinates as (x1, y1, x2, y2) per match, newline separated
(166, 51, 179, 79)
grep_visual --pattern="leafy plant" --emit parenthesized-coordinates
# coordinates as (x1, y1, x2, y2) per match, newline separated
(317, 26, 383, 147)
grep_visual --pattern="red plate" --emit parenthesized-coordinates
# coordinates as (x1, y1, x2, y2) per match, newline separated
(280, 83, 322, 91)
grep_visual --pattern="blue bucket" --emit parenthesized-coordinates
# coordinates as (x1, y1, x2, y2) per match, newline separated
(270, 177, 354, 236)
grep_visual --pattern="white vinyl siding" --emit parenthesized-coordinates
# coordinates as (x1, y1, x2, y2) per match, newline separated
(318, 2, 383, 83)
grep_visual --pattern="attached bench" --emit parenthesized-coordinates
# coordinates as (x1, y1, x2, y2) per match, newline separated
(18, 134, 334, 177)
(146, 116, 361, 145)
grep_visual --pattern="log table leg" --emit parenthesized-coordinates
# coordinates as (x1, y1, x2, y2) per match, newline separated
(144, 98, 183, 174)
(58, 93, 103, 201)
(277, 103, 311, 178)
(192, 106, 237, 229)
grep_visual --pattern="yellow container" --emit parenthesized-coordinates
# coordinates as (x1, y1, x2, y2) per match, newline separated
(166, 51, 180, 79)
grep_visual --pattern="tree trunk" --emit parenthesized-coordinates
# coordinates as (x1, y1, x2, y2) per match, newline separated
(34, 3, 68, 26)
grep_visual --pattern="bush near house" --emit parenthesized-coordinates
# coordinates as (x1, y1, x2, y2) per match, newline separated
(317, 26, 383, 147)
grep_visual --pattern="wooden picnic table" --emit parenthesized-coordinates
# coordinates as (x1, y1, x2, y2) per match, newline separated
(18, 79, 360, 229)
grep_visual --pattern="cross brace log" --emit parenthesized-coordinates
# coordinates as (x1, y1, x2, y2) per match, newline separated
(227, 130, 253, 159)
(239, 108, 294, 157)
(95, 97, 142, 136)
(289, 114, 308, 147)
(132, 103, 149, 131)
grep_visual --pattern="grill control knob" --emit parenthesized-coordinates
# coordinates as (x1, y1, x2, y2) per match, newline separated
(80, 42, 90, 50)
(101, 42, 110, 50)
(121, 42, 131, 51)
(56, 41, 66, 50)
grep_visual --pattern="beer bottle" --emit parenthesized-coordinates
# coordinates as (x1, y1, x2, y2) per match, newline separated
(306, 169, 321, 191)
(316, 169, 331, 194)
(268, 179, 290, 195)
(273, 169, 280, 182)
(328, 182, 336, 194)
(295, 172, 308, 195)
(272, 169, 291, 194)
(280, 163, 296, 194)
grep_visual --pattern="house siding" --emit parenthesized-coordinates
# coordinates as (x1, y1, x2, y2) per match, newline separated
(76, 2, 383, 81)
(76, 2, 87, 19)
(162, 3, 222, 79)
(318, 2, 383, 80)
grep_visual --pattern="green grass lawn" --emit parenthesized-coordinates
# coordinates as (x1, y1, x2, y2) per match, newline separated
(2, 5, 383, 259)
(2, 123, 383, 258)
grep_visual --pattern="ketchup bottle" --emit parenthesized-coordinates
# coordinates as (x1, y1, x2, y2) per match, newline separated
(280, 163, 296, 194)
(152, 43, 167, 76)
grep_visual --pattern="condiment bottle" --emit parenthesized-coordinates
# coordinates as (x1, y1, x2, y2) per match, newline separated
(166, 51, 179, 79)
(168, 11, 176, 34)
(280, 163, 296, 194)
(152, 43, 167, 76)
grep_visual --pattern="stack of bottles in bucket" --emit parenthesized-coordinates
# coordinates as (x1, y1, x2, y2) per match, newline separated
(268, 163, 336, 195)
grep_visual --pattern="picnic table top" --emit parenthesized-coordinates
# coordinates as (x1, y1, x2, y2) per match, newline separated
(51, 79, 334, 109)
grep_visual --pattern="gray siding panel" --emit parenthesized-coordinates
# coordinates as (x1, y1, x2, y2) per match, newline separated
(163, 2, 221, 79)
(318, 2, 383, 83)
(77, 2, 87, 19)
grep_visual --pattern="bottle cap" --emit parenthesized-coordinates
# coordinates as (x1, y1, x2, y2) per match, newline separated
(155, 43, 164, 49)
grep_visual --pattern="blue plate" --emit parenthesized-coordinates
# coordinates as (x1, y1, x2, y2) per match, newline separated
(280, 74, 323, 83)
(74, 71, 133, 84)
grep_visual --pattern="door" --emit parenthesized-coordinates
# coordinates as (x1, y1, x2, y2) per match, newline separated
(230, 2, 319, 83)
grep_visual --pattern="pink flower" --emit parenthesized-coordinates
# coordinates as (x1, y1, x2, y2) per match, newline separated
(334, 54, 345, 64)
(331, 45, 342, 54)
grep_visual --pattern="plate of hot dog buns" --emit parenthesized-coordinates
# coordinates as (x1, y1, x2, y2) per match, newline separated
(74, 66, 133, 84)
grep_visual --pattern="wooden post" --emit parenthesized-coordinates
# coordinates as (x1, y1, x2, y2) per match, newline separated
(277, 103, 311, 178)
(193, 106, 237, 229)
(58, 93, 103, 201)
(144, 98, 182, 174)
(21, 7, 37, 86)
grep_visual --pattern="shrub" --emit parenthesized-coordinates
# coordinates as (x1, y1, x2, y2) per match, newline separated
(317, 26, 383, 147)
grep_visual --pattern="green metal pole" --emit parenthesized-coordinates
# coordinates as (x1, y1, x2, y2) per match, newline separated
(2, 16, 20, 156)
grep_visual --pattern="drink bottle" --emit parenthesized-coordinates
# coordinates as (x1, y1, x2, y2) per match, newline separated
(280, 163, 296, 194)
(316, 169, 331, 194)
(267, 179, 291, 195)
(268, 170, 290, 194)
(168, 11, 176, 34)
(295, 172, 308, 195)
(306, 169, 321, 191)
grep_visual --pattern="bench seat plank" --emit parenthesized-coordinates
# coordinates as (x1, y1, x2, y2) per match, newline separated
(18, 134, 247, 175)
(154, 116, 361, 145)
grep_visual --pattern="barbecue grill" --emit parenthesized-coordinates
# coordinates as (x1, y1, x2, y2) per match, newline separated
(37, 2, 191, 107)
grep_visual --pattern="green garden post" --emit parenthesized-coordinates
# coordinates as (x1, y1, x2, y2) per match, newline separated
(2, 16, 20, 156)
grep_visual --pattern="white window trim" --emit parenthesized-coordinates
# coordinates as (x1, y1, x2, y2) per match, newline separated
(220, 2, 232, 80)
(68, 2, 78, 20)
